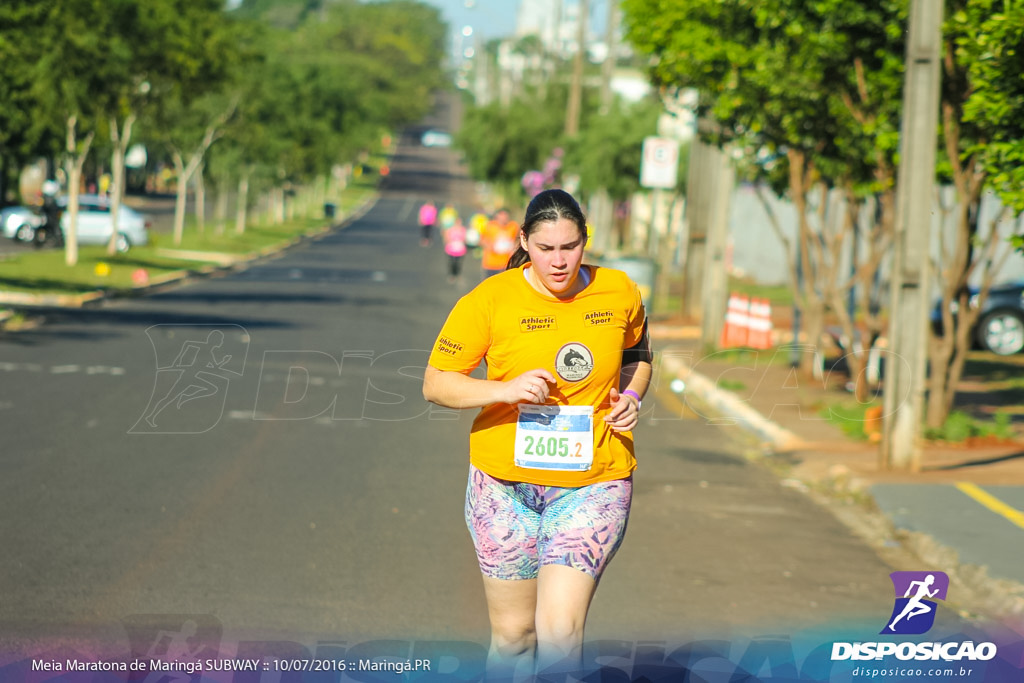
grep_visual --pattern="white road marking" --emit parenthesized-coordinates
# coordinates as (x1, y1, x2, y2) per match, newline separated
(0, 362, 125, 375)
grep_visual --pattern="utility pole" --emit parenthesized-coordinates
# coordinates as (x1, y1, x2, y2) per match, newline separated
(599, 0, 620, 114)
(700, 146, 735, 350)
(881, 0, 943, 471)
(681, 133, 711, 321)
(565, 0, 587, 136)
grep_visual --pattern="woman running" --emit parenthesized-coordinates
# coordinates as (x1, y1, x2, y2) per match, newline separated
(423, 189, 652, 679)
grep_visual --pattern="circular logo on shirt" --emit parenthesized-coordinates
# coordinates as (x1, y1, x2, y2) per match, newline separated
(556, 342, 594, 382)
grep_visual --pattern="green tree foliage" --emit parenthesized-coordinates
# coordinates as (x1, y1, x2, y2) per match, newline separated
(0, 2, 53, 199)
(457, 88, 567, 194)
(622, 0, 906, 193)
(1, 0, 446, 224)
(563, 98, 664, 201)
(622, 0, 907, 388)
(622, 0, 1024, 430)
(228, 0, 445, 183)
(957, 2, 1024, 214)
(458, 81, 667, 205)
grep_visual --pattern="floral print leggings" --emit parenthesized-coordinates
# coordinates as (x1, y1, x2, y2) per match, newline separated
(464, 464, 632, 580)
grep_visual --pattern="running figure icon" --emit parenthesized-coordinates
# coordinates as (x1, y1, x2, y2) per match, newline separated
(887, 573, 939, 632)
(143, 330, 233, 428)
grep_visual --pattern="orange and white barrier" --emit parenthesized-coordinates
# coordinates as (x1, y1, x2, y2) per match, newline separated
(720, 293, 750, 348)
(747, 298, 774, 349)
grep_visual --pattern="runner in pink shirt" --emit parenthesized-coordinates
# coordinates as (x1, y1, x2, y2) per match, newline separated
(418, 201, 438, 246)
(443, 217, 468, 283)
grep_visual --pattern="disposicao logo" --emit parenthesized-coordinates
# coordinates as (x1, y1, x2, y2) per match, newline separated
(881, 571, 948, 635)
(830, 570, 998, 663)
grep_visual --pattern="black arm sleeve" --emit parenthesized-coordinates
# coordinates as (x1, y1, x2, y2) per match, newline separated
(622, 319, 653, 365)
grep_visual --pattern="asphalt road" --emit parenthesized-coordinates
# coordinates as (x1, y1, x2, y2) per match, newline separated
(0, 99, 1005, 678)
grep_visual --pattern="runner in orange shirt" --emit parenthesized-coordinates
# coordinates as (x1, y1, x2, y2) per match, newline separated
(479, 208, 520, 278)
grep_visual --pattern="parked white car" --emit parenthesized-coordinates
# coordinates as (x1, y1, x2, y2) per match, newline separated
(1, 195, 149, 252)
(67, 195, 150, 252)
(1, 206, 44, 242)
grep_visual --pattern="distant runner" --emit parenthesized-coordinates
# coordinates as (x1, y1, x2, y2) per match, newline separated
(479, 208, 519, 278)
(418, 201, 438, 247)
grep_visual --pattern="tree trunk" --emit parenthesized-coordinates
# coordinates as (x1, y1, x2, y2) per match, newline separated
(171, 153, 188, 246)
(214, 173, 229, 236)
(64, 157, 82, 267)
(235, 172, 250, 235)
(786, 150, 829, 377)
(195, 162, 206, 235)
(801, 300, 827, 378)
(169, 100, 237, 245)
(274, 187, 285, 224)
(63, 114, 94, 267)
(925, 331, 955, 430)
(925, 198, 1011, 429)
(106, 115, 135, 255)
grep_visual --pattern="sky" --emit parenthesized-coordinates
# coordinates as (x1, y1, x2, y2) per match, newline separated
(422, 0, 521, 43)
(423, 0, 614, 61)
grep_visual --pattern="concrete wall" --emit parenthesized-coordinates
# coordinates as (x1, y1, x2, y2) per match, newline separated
(727, 183, 1024, 291)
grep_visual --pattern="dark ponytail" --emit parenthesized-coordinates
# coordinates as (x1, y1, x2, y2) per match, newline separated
(504, 189, 587, 270)
(506, 244, 530, 269)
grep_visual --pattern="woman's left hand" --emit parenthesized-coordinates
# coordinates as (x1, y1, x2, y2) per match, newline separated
(604, 387, 640, 432)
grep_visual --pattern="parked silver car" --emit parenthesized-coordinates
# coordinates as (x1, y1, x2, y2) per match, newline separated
(0, 205, 44, 242)
(1, 195, 149, 252)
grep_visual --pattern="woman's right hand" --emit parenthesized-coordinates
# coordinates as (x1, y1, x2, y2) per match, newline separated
(505, 369, 556, 404)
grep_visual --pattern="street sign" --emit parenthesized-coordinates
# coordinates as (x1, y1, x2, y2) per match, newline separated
(640, 136, 680, 189)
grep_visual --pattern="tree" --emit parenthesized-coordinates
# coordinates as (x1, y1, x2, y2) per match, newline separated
(457, 87, 568, 203)
(0, 2, 54, 205)
(140, 0, 246, 245)
(30, 0, 116, 265)
(919, 0, 1023, 428)
(221, 0, 446, 222)
(622, 0, 906, 392)
(563, 97, 664, 202)
(96, 0, 244, 254)
(155, 93, 239, 246)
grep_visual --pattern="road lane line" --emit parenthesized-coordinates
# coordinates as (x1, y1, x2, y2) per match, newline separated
(955, 482, 1024, 530)
(398, 198, 415, 222)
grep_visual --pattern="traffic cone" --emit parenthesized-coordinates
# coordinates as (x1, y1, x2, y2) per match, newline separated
(747, 298, 774, 349)
(720, 293, 750, 348)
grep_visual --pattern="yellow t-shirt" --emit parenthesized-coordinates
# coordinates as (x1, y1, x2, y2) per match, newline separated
(428, 264, 647, 486)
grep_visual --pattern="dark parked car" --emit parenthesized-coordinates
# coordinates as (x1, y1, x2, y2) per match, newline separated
(931, 281, 1024, 355)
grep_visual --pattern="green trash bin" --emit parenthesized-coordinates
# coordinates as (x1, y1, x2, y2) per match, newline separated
(324, 202, 337, 219)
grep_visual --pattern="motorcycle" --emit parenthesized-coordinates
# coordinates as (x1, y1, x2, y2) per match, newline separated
(31, 200, 64, 249)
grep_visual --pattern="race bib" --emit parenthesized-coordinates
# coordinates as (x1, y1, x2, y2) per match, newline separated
(494, 237, 515, 254)
(514, 405, 593, 471)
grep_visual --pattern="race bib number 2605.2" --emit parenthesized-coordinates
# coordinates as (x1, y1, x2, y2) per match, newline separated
(514, 404, 593, 471)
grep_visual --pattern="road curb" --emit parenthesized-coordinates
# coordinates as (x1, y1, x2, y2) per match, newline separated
(659, 350, 806, 453)
(0, 195, 380, 322)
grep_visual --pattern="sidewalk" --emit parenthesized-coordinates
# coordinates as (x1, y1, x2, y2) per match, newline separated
(0, 196, 380, 316)
(651, 323, 1024, 632)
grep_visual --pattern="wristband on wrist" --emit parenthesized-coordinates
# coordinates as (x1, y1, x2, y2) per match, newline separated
(622, 389, 642, 407)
